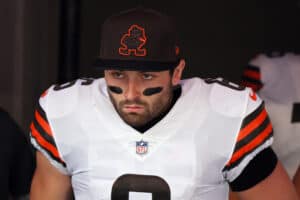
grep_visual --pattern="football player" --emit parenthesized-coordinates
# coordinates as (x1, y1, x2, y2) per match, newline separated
(29, 7, 299, 200)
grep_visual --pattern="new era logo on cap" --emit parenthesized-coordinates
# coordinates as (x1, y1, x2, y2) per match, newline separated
(94, 7, 181, 71)
(119, 24, 147, 57)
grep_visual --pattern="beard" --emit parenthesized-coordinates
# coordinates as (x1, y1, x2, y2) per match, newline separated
(108, 83, 173, 128)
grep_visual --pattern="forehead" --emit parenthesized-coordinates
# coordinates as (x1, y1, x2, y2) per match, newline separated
(104, 70, 170, 75)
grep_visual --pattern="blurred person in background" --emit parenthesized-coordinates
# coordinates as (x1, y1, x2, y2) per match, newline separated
(0, 107, 35, 200)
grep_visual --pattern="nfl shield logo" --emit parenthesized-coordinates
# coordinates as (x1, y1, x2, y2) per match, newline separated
(136, 140, 148, 155)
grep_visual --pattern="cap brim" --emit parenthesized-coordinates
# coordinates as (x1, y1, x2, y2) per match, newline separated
(93, 59, 180, 71)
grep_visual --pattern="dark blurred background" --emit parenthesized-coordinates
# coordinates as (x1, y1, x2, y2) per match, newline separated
(1, 0, 299, 131)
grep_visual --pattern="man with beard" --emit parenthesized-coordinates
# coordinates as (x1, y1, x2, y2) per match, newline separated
(29, 7, 299, 200)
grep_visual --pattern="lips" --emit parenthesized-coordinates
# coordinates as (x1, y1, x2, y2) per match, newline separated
(123, 104, 144, 113)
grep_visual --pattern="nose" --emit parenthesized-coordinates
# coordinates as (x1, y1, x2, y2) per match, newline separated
(124, 80, 141, 100)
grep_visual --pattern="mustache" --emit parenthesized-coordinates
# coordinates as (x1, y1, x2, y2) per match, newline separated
(119, 99, 147, 107)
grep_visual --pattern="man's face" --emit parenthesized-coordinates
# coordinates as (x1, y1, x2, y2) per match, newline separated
(104, 70, 174, 128)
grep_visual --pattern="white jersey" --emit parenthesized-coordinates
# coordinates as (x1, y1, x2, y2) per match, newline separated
(241, 52, 300, 177)
(30, 77, 273, 200)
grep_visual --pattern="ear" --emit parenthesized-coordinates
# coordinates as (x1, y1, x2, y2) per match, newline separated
(172, 59, 186, 86)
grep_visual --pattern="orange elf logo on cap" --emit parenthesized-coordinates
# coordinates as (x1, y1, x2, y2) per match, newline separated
(119, 24, 147, 57)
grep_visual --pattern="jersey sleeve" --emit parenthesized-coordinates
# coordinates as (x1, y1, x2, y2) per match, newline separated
(222, 94, 274, 183)
(30, 91, 68, 174)
(229, 147, 277, 191)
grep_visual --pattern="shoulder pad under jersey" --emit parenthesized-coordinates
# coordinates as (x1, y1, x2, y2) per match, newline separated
(39, 78, 95, 118)
(205, 77, 262, 117)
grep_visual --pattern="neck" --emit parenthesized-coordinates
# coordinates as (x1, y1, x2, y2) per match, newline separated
(134, 85, 181, 133)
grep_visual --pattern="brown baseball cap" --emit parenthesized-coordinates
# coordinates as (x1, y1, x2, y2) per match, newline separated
(94, 7, 180, 71)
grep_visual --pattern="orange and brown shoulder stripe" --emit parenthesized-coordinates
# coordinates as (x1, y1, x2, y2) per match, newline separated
(30, 103, 66, 167)
(224, 102, 273, 170)
(241, 64, 263, 92)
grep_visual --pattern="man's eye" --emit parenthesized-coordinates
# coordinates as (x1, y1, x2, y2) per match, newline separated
(112, 72, 124, 79)
(142, 74, 153, 80)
